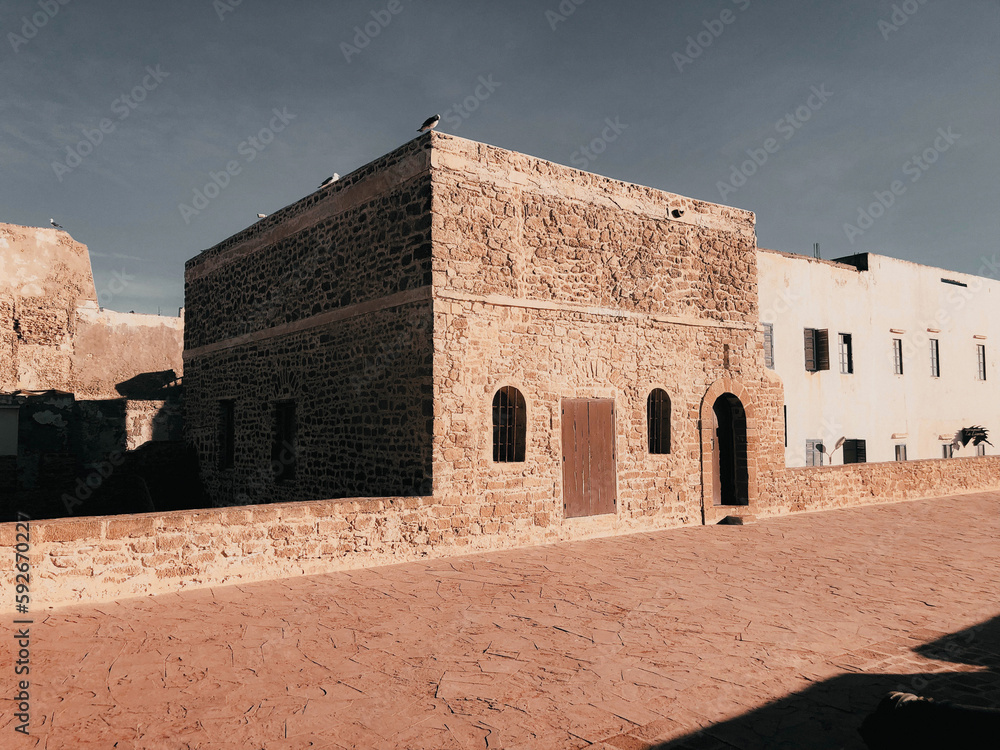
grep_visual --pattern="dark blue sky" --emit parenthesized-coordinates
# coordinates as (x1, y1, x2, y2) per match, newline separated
(2, 0, 997, 314)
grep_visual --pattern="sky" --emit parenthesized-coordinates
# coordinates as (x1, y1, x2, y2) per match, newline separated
(1, 0, 997, 315)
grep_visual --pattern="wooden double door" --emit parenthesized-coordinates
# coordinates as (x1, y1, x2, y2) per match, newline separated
(561, 399, 617, 518)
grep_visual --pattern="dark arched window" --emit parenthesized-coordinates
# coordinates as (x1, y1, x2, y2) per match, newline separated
(492, 386, 526, 462)
(647, 389, 671, 454)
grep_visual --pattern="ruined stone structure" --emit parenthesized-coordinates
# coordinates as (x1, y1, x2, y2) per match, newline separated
(0, 223, 188, 518)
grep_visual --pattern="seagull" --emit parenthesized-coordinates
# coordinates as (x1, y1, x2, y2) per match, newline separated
(50, 218, 64, 230)
(417, 114, 440, 132)
(257, 213, 268, 219)
(318, 173, 340, 189)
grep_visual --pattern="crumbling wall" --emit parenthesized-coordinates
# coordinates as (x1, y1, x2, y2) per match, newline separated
(0, 223, 183, 398)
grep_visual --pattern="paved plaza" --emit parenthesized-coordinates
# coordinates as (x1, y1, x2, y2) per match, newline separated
(3, 492, 999, 749)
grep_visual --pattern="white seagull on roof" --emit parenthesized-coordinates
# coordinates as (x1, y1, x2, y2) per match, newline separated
(417, 114, 440, 132)
(318, 173, 340, 189)
(50, 218, 64, 230)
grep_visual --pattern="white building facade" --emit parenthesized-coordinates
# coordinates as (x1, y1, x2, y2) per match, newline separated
(758, 249, 998, 467)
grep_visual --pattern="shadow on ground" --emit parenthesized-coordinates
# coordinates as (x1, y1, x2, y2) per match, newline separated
(648, 616, 1000, 750)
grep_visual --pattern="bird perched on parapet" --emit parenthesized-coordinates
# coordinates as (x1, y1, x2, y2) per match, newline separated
(417, 114, 440, 132)
(50, 218, 64, 230)
(257, 213, 268, 219)
(318, 173, 340, 189)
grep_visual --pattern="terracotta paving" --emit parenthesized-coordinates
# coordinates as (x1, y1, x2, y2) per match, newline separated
(2, 492, 999, 749)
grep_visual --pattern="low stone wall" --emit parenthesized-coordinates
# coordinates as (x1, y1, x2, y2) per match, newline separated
(2, 456, 998, 612)
(766, 455, 1000, 515)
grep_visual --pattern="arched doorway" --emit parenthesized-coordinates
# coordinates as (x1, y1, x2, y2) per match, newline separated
(712, 393, 749, 506)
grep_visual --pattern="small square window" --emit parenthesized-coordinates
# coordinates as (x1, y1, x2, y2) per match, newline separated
(895, 444, 907, 461)
(843, 439, 866, 464)
(977, 443, 987, 456)
(942, 444, 954, 459)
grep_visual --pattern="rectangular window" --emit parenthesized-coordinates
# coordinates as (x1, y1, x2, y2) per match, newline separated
(219, 400, 235, 470)
(930, 339, 940, 377)
(942, 444, 954, 459)
(804, 328, 830, 372)
(763, 323, 775, 369)
(843, 439, 867, 464)
(272, 400, 297, 482)
(0, 407, 18, 457)
(838, 333, 854, 374)
(895, 444, 907, 461)
(805, 439, 824, 466)
(977, 443, 987, 456)
(893, 338, 904, 375)
(977, 344, 986, 381)
(783, 405, 787, 448)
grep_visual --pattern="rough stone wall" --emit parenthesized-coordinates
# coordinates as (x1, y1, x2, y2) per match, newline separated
(125, 396, 183, 451)
(428, 133, 783, 530)
(0, 224, 95, 394)
(184, 138, 434, 506)
(186, 302, 433, 507)
(4, 459, 998, 612)
(0, 223, 183, 398)
(184, 138, 432, 350)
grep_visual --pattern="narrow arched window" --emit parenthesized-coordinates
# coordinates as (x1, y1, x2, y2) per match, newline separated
(647, 389, 671, 454)
(492, 386, 526, 462)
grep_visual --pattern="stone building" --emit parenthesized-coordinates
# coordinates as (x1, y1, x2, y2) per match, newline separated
(759, 249, 999, 466)
(4, 134, 999, 609)
(185, 131, 784, 529)
(0, 223, 189, 518)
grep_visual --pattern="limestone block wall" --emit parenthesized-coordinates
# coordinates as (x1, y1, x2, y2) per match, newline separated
(185, 300, 433, 506)
(183, 138, 432, 351)
(427, 133, 783, 528)
(428, 134, 758, 324)
(2, 456, 998, 612)
(184, 137, 435, 506)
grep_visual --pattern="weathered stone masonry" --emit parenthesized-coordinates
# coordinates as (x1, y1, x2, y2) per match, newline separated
(5, 133, 999, 609)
